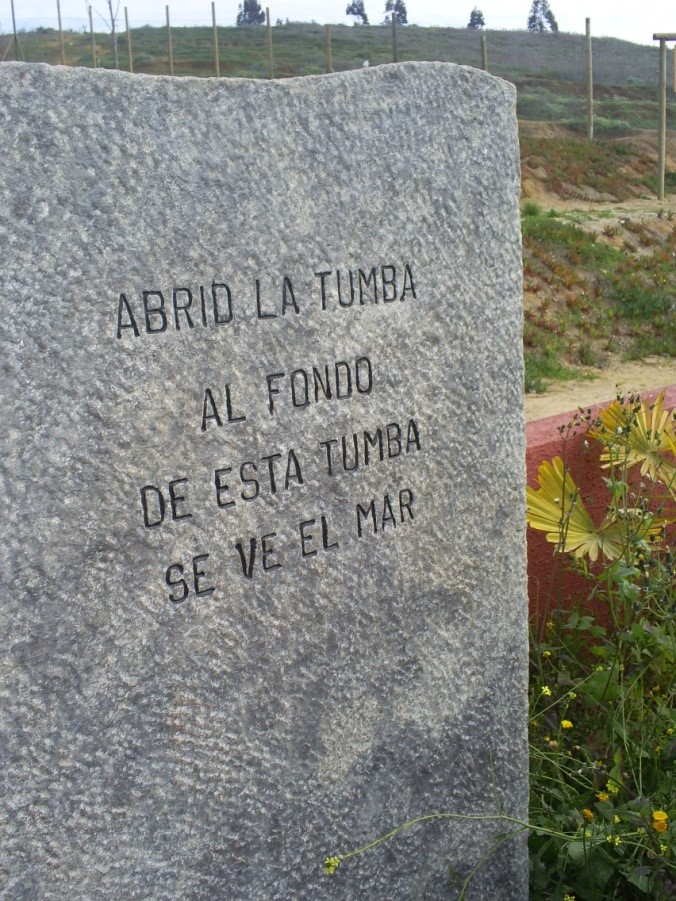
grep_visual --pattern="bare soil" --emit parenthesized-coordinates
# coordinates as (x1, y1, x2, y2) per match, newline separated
(524, 356, 676, 421)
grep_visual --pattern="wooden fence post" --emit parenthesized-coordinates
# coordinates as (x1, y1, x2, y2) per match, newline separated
(481, 33, 487, 71)
(10, 0, 23, 61)
(266, 8, 274, 79)
(166, 5, 174, 76)
(653, 34, 675, 201)
(391, 12, 397, 63)
(89, 5, 97, 68)
(212, 1, 220, 78)
(326, 24, 333, 74)
(56, 0, 66, 64)
(125, 6, 133, 72)
(586, 18, 593, 141)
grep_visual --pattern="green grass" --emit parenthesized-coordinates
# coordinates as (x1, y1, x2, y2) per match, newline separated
(522, 216, 624, 268)
(522, 208, 676, 377)
(524, 348, 579, 393)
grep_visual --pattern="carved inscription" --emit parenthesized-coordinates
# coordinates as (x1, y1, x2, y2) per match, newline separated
(115, 263, 416, 340)
(116, 262, 423, 603)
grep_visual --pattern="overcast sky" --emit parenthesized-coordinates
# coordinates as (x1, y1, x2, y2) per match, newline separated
(4, 0, 674, 47)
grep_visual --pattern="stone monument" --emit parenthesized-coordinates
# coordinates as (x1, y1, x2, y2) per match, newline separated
(0, 61, 527, 898)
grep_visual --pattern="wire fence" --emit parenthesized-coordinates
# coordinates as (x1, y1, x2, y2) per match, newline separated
(2, 4, 675, 88)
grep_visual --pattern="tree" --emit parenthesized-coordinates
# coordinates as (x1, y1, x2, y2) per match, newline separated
(384, 0, 407, 25)
(236, 0, 265, 26)
(527, 0, 558, 32)
(467, 7, 485, 28)
(346, 0, 369, 24)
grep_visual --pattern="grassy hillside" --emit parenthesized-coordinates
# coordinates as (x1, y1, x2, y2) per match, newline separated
(4, 23, 675, 132)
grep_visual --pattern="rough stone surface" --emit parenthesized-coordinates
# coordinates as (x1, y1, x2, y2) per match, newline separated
(0, 62, 527, 899)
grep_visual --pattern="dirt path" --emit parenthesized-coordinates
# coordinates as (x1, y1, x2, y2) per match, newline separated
(524, 356, 676, 421)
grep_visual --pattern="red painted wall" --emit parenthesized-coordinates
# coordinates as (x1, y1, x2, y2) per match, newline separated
(526, 385, 676, 630)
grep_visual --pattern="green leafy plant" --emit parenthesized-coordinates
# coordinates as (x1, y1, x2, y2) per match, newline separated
(527, 391, 675, 898)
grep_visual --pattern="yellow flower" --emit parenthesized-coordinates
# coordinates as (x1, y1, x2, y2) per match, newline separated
(614, 815, 620, 825)
(563, 895, 576, 901)
(526, 457, 626, 561)
(607, 782, 620, 796)
(589, 389, 676, 488)
(568, 691, 577, 700)
(561, 719, 573, 730)
(542, 650, 552, 658)
(582, 808, 594, 821)
(324, 856, 342, 875)
(541, 686, 552, 696)
(652, 811, 669, 833)
(597, 792, 610, 802)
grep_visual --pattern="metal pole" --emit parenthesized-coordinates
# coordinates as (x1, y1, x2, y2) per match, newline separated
(325, 24, 333, 73)
(391, 12, 397, 64)
(586, 18, 593, 141)
(266, 7, 273, 79)
(89, 4, 97, 68)
(125, 6, 133, 72)
(212, 1, 220, 78)
(480, 33, 487, 71)
(166, 5, 174, 76)
(56, 0, 66, 64)
(657, 38, 667, 201)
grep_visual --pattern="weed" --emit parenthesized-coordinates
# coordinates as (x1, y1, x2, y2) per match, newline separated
(611, 280, 673, 319)
(578, 342, 596, 366)
(522, 200, 542, 217)
(524, 348, 577, 393)
(527, 393, 675, 899)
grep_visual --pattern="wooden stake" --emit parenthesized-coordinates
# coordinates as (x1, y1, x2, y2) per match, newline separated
(212, 1, 220, 78)
(56, 0, 66, 65)
(89, 5, 97, 68)
(267, 8, 274, 79)
(166, 5, 174, 76)
(586, 18, 593, 141)
(10, 0, 23, 62)
(326, 24, 333, 74)
(657, 37, 667, 201)
(125, 6, 133, 72)
(653, 33, 676, 199)
(391, 12, 397, 63)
